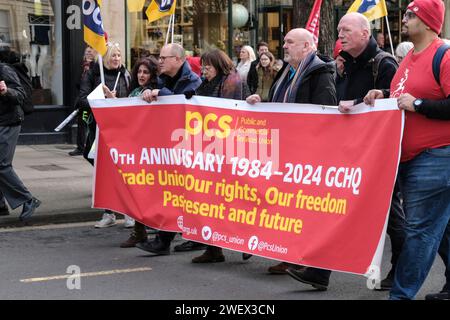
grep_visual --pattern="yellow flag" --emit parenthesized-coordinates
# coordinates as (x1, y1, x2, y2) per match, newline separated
(347, 0, 387, 21)
(127, 0, 146, 12)
(146, 0, 177, 23)
(83, 0, 107, 56)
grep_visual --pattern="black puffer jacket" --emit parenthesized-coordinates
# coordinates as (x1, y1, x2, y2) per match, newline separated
(268, 55, 337, 105)
(247, 59, 259, 94)
(339, 36, 398, 102)
(78, 62, 131, 164)
(78, 62, 131, 111)
(0, 63, 25, 126)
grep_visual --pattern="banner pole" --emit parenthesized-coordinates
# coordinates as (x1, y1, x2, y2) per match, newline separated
(384, 15, 395, 56)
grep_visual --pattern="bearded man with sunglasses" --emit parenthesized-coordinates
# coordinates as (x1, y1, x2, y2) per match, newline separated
(365, 0, 450, 300)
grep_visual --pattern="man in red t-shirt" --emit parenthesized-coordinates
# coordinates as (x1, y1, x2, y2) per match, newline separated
(365, 0, 450, 300)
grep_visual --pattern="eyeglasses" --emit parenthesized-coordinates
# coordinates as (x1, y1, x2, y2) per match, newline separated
(403, 11, 417, 20)
(159, 55, 176, 62)
(106, 42, 120, 48)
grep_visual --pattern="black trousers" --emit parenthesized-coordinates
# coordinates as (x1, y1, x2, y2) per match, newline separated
(158, 231, 176, 245)
(305, 179, 406, 281)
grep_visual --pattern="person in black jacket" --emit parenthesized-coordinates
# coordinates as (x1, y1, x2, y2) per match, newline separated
(137, 43, 205, 256)
(0, 63, 40, 221)
(247, 29, 336, 106)
(247, 28, 337, 276)
(69, 46, 97, 157)
(334, 12, 403, 292)
(78, 41, 131, 229)
(336, 13, 398, 107)
(191, 49, 251, 263)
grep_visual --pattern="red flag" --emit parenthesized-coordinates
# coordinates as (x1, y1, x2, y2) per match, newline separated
(305, 0, 323, 48)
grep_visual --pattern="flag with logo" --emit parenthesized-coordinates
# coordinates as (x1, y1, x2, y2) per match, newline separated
(127, 0, 146, 12)
(146, 0, 177, 23)
(82, 0, 107, 56)
(347, 0, 388, 21)
(305, 0, 323, 47)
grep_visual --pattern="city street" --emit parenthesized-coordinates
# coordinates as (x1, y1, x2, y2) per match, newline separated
(0, 221, 445, 300)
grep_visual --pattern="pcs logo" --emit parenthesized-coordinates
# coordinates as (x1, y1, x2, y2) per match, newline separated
(156, 0, 176, 12)
(185, 111, 233, 139)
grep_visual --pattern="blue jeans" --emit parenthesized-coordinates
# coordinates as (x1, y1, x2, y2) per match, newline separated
(390, 145, 450, 300)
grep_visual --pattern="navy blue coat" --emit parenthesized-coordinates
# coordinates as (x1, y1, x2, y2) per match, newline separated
(158, 61, 202, 96)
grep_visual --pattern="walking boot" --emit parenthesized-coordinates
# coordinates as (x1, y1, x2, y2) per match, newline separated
(242, 253, 253, 260)
(267, 262, 296, 274)
(425, 284, 450, 300)
(286, 267, 330, 291)
(136, 235, 170, 255)
(174, 240, 207, 252)
(120, 222, 147, 248)
(192, 246, 225, 263)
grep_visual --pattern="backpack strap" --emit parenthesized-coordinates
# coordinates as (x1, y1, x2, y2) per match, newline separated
(432, 43, 450, 87)
(370, 51, 398, 88)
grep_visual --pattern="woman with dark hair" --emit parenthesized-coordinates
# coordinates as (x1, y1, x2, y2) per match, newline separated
(191, 49, 250, 263)
(119, 56, 160, 247)
(196, 49, 250, 100)
(128, 56, 159, 97)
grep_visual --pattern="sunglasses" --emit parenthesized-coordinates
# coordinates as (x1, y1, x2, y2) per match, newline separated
(403, 11, 417, 20)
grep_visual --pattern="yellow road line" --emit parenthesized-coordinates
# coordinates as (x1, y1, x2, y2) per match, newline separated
(20, 267, 152, 283)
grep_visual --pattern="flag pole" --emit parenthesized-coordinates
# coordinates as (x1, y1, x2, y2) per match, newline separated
(98, 54, 105, 85)
(165, 14, 173, 45)
(171, 13, 175, 44)
(384, 15, 395, 55)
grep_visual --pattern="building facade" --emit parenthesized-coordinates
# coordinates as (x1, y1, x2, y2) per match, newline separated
(0, 0, 448, 144)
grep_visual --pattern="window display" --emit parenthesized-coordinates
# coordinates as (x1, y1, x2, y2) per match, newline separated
(0, 0, 62, 105)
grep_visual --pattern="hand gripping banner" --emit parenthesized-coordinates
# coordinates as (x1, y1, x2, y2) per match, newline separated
(88, 89, 403, 277)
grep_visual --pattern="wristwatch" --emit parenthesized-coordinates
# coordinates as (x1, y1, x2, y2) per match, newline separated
(413, 99, 423, 113)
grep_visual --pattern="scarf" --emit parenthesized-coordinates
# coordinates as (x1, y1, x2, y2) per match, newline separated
(272, 52, 316, 103)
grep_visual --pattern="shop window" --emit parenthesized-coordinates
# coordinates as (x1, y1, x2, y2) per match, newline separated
(0, 0, 62, 105)
(127, 0, 230, 68)
(0, 10, 11, 47)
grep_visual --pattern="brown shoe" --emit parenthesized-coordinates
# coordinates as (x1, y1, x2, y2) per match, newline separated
(120, 222, 147, 248)
(192, 246, 225, 263)
(268, 262, 302, 274)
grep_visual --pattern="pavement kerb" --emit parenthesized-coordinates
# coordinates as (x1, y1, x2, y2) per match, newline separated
(0, 209, 104, 229)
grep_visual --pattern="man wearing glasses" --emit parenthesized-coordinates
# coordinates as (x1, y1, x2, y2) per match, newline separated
(139, 43, 204, 255)
(142, 43, 202, 102)
(365, 0, 450, 300)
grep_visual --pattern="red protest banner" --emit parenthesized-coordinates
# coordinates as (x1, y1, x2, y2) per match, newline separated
(90, 95, 403, 275)
(305, 0, 323, 47)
